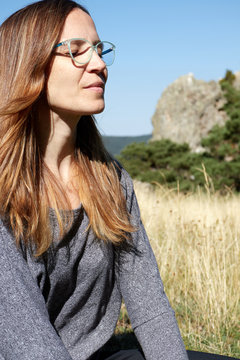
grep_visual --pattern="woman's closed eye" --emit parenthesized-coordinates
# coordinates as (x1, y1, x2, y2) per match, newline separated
(71, 46, 91, 57)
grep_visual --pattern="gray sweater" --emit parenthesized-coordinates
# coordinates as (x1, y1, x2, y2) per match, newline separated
(0, 168, 188, 360)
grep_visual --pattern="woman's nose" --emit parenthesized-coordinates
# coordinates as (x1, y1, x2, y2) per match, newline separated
(87, 50, 107, 73)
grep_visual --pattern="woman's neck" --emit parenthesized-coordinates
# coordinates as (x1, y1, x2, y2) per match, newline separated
(35, 97, 83, 209)
(35, 98, 80, 184)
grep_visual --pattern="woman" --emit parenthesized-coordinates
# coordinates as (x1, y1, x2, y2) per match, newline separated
(0, 1, 188, 359)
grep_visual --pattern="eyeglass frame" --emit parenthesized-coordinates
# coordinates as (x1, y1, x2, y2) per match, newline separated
(53, 38, 116, 66)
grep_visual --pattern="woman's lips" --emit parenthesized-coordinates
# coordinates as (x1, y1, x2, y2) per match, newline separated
(84, 82, 104, 93)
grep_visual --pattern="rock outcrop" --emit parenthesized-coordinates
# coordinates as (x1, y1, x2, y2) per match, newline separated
(151, 73, 228, 151)
(233, 71, 240, 90)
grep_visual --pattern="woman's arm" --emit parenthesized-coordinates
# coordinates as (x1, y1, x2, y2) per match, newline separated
(0, 221, 73, 360)
(134, 312, 188, 360)
(118, 169, 189, 360)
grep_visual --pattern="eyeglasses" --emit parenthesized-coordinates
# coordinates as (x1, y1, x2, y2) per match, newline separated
(53, 38, 116, 66)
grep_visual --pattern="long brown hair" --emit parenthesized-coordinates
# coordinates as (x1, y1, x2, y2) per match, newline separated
(0, 0, 134, 256)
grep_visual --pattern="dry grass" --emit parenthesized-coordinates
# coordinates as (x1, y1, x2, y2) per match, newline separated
(132, 180, 240, 358)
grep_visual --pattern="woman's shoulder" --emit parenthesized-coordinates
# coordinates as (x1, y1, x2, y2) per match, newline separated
(0, 217, 12, 238)
(113, 159, 133, 186)
(113, 160, 134, 196)
(111, 160, 137, 217)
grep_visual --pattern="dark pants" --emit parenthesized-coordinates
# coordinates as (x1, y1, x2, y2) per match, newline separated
(92, 349, 145, 360)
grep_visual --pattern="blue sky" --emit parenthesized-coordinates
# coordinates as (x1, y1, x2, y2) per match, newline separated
(1, 0, 240, 136)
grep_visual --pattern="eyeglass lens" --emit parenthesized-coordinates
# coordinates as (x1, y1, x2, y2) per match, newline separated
(69, 40, 114, 66)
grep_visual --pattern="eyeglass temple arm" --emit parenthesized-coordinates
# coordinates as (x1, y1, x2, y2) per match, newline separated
(102, 48, 113, 55)
(54, 41, 66, 49)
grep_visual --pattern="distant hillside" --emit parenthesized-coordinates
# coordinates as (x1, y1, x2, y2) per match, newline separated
(102, 134, 151, 156)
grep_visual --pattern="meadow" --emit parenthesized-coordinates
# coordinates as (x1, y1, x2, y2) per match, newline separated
(116, 180, 240, 358)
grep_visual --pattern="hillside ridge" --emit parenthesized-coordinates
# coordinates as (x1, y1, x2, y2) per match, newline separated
(102, 134, 151, 156)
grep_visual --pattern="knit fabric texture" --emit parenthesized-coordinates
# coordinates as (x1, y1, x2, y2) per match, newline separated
(0, 168, 188, 360)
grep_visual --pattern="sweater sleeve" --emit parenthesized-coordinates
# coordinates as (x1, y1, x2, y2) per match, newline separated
(118, 169, 189, 360)
(0, 221, 73, 360)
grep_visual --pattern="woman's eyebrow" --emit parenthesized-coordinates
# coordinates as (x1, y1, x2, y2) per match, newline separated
(92, 39, 101, 45)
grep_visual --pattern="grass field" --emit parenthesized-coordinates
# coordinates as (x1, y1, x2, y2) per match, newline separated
(116, 180, 240, 358)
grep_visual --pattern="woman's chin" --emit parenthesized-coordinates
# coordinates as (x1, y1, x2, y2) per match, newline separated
(90, 102, 105, 115)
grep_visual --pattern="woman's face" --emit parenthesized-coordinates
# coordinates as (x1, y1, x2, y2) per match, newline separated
(46, 9, 108, 118)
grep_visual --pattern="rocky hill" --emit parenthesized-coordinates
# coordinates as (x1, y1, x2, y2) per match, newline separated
(151, 73, 237, 151)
